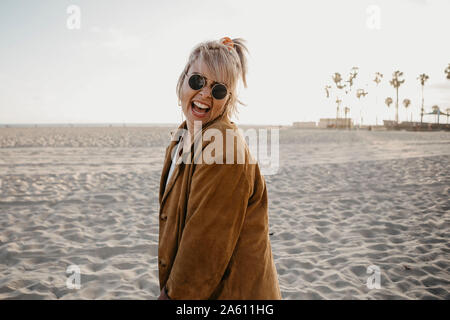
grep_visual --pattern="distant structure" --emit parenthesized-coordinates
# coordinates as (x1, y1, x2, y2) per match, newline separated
(318, 118, 353, 129)
(292, 121, 317, 129)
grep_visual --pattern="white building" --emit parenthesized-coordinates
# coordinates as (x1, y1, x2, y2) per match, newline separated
(319, 118, 353, 129)
(318, 118, 353, 129)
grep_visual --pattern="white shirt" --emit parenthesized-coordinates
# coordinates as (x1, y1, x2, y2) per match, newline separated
(165, 138, 183, 189)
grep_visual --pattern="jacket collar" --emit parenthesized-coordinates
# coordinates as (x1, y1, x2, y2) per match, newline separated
(159, 113, 232, 206)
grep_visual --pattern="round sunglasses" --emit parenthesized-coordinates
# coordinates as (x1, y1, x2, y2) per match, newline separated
(186, 73, 229, 100)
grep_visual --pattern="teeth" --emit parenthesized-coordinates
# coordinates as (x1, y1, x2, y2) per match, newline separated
(193, 101, 210, 110)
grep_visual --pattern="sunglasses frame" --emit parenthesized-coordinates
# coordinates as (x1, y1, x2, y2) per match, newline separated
(185, 72, 230, 100)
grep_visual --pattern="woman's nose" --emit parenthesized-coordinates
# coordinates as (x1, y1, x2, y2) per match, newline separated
(198, 84, 212, 98)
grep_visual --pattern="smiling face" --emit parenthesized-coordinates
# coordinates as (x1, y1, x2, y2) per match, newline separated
(180, 59, 231, 131)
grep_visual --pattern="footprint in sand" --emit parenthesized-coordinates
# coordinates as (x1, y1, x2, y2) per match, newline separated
(92, 195, 116, 204)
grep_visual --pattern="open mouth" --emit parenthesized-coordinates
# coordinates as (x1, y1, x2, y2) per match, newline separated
(191, 101, 211, 118)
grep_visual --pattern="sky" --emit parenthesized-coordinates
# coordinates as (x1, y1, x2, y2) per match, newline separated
(0, 0, 449, 125)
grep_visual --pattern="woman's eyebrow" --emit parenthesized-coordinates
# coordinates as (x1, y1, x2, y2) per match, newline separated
(192, 72, 224, 86)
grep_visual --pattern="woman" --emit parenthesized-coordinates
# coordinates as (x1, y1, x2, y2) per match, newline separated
(158, 37, 281, 300)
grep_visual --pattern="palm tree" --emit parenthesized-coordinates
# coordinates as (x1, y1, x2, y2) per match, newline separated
(346, 67, 359, 93)
(445, 64, 450, 80)
(344, 106, 350, 117)
(373, 72, 383, 124)
(325, 85, 332, 98)
(385, 97, 393, 107)
(417, 73, 429, 124)
(344, 106, 350, 128)
(332, 73, 346, 90)
(332, 73, 346, 127)
(432, 105, 440, 124)
(403, 98, 411, 122)
(325, 85, 333, 126)
(374, 72, 383, 86)
(335, 98, 342, 127)
(345, 67, 358, 124)
(356, 89, 368, 127)
(390, 71, 405, 124)
(385, 97, 393, 120)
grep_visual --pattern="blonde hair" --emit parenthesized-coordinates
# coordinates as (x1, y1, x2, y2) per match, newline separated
(176, 38, 249, 120)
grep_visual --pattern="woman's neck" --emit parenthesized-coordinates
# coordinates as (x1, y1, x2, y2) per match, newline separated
(186, 121, 194, 137)
(185, 114, 229, 137)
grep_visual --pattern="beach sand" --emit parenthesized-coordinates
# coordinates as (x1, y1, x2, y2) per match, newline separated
(0, 126, 449, 299)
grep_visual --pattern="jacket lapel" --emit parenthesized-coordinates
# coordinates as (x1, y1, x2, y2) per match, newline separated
(159, 122, 187, 205)
(159, 114, 232, 207)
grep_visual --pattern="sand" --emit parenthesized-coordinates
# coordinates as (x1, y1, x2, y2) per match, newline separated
(0, 126, 449, 299)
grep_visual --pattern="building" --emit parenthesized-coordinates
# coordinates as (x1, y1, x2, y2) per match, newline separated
(318, 118, 353, 129)
(292, 121, 317, 129)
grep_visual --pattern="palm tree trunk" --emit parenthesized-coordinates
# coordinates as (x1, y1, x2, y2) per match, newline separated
(336, 105, 339, 129)
(359, 101, 362, 128)
(395, 87, 399, 124)
(420, 85, 424, 124)
(375, 88, 378, 126)
(344, 111, 347, 129)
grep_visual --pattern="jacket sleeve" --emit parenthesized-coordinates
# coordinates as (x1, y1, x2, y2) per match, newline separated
(165, 161, 251, 299)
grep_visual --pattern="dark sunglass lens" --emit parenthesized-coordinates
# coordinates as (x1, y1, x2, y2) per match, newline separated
(212, 84, 227, 100)
(188, 75, 205, 90)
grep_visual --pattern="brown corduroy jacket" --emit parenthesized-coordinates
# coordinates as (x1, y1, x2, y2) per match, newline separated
(158, 115, 281, 300)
